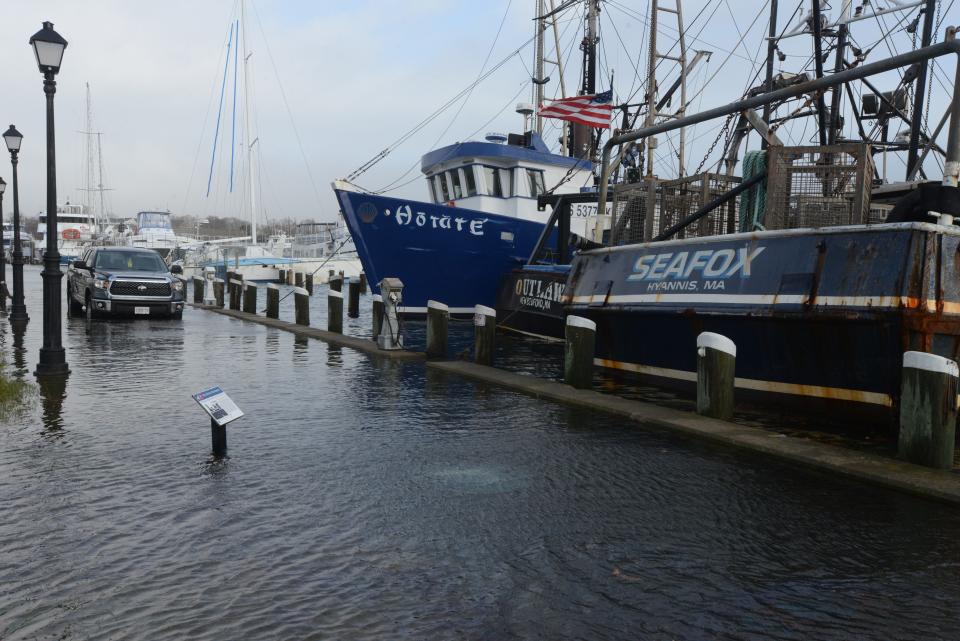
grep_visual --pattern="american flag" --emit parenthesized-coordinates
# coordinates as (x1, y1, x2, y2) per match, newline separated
(538, 89, 613, 129)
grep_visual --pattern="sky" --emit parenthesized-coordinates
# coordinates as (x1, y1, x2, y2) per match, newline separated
(1, 0, 955, 226)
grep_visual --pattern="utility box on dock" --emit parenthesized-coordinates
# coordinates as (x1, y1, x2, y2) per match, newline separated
(377, 278, 404, 351)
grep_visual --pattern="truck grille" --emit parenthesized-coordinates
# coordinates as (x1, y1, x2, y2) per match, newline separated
(110, 281, 171, 297)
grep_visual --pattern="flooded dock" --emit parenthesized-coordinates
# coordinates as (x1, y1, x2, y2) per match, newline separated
(2, 265, 960, 640)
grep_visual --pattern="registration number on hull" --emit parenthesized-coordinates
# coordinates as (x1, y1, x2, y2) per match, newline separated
(134, 306, 150, 315)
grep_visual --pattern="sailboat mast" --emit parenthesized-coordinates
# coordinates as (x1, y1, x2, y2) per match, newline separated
(96, 133, 106, 227)
(241, 0, 258, 245)
(84, 82, 96, 223)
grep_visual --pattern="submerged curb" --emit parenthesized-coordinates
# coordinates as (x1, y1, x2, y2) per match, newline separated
(427, 360, 960, 506)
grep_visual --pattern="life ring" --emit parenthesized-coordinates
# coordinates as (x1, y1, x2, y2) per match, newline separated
(62, 228, 81, 240)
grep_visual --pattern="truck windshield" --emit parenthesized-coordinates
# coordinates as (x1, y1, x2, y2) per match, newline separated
(95, 251, 166, 272)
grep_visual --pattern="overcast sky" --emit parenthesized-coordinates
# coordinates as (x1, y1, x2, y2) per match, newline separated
(2, 1, 954, 226)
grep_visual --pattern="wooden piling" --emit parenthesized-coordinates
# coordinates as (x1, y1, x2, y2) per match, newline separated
(359, 272, 367, 294)
(696, 332, 736, 420)
(278, 269, 286, 284)
(564, 315, 596, 389)
(266, 283, 280, 319)
(426, 300, 449, 359)
(295, 271, 304, 288)
(213, 279, 225, 308)
(372, 294, 383, 341)
(243, 282, 258, 314)
(294, 286, 310, 326)
(898, 351, 959, 470)
(330, 275, 343, 293)
(305, 273, 314, 295)
(229, 278, 243, 310)
(286, 269, 294, 285)
(328, 289, 344, 334)
(193, 276, 204, 304)
(473, 304, 496, 366)
(347, 278, 360, 318)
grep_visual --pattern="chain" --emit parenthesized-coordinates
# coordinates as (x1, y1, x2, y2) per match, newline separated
(693, 113, 735, 176)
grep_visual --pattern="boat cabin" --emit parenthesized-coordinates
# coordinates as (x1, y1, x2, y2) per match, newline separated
(420, 132, 592, 223)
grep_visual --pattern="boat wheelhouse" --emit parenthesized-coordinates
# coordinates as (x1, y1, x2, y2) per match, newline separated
(126, 211, 178, 257)
(38, 201, 95, 263)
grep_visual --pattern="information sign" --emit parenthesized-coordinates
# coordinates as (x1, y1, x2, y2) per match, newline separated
(192, 387, 244, 426)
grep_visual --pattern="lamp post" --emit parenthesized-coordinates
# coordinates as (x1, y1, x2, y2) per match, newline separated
(31, 21, 69, 377)
(0, 176, 6, 311)
(4, 126, 28, 324)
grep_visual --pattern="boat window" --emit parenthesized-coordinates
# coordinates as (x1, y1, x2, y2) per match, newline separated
(499, 168, 514, 198)
(448, 170, 463, 199)
(527, 169, 546, 198)
(39, 216, 46, 224)
(429, 175, 442, 203)
(463, 167, 477, 197)
(138, 213, 172, 230)
(483, 166, 503, 197)
(437, 174, 450, 202)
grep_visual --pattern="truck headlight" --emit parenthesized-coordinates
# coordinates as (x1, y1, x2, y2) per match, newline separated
(93, 278, 110, 290)
(171, 280, 184, 292)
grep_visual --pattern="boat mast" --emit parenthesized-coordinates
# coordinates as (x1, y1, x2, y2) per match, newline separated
(534, 0, 546, 134)
(827, 1, 850, 144)
(810, 0, 829, 146)
(762, 0, 779, 148)
(241, 0, 258, 245)
(644, 0, 689, 177)
(906, 0, 937, 178)
(571, 0, 599, 159)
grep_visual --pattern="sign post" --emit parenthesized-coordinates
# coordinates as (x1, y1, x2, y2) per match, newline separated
(192, 386, 243, 458)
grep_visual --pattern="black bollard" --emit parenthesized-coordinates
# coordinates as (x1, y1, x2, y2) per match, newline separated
(696, 332, 736, 420)
(278, 269, 286, 284)
(899, 351, 959, 469)
(211, 417, 227, 458)
(213, 279, 225, 308)
(328, 289, 343, 333)
(473, 304, 496, 366)
(294, 287, 310, 326)
(330, 275, 343, 293)
(243, 283, 257, 314)
(305, 273, 314, 296)
(229, 278, 243, 310)
(564, 315, 596, 389)
(426, 300, 449, 359)
(286, 270, 294, 285)
(193, 276, 205, 304)
(295, 271, 304, 288)
(359, 272, 367, 294)
(266, 283, 279, 318)
(347, 278, 360, 318)
(372, 294, 383, 341)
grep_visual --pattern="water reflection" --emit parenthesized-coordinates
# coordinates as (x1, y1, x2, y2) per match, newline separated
(326, 344, 342, 368)
(37, 373, 68, 432)
(10, 320, 28, 378)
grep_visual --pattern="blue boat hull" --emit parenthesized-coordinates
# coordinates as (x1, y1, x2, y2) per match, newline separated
(336, 189, 552, 314)
(565, 222, 960, 427)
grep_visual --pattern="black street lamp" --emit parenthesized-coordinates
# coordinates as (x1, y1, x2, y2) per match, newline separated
(3, 125, 28, 324)
(31, 21, 69, 377)
(0, 176, 6, 312)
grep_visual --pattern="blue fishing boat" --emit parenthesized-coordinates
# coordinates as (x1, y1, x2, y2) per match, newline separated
(334, 132, 594, 315)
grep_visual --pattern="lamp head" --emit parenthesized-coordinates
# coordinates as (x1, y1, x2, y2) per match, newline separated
(3, 126, 23, 154)
(29, 21, 68, 75)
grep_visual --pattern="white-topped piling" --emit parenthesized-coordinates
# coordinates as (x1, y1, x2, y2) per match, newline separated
(474, 304, 496, 366)
(266, 283, 280, 318)
(899, 351, 958, 469)
(696, 332, 736, 420)
(426, 300, 449, 359)
(328, 289, 343, 333)
(564, 315, 596, 389)
(293, 286, 310, 326)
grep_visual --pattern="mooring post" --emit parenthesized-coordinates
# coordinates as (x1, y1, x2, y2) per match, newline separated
(211, 417, 227, 458)
(898, 351, 958, 469)
(330, 275, 343, 293)
(328, 269, 335, 281)
(294, 286, 310, 326)
(286, 270, 294, 285)
(193, 276, 204, 304)
(372, 294, 383, 340)
(359, 272, 367, 294)
(305, 273, 314, 295)
(243, 282, 257, 314)
(473, 304, 496, 366)
(295, 271, 304, 288)
(278, 269, 286, 284)
(564, 315, 596, 389)
(213, 279, 225, 308)
(347, 278, 360, 318)
(425, 300, 449, 359)
(229, 278, 243, 310)
(328, 289, 343, 333)
(696, 332, 736, 420)
(266, 283, 279, 318)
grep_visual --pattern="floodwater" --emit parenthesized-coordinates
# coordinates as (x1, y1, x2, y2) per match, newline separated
(2, 264, 960, 640)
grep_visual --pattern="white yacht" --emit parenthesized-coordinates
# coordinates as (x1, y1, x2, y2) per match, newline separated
(37, 201, 95, 263)
(124, 211, 178, 257)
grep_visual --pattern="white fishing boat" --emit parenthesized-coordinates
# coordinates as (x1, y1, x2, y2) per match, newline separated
(37, 201, 95, 264)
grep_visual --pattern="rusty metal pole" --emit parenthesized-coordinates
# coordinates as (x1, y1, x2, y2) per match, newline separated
(943, 55, 960, 188)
